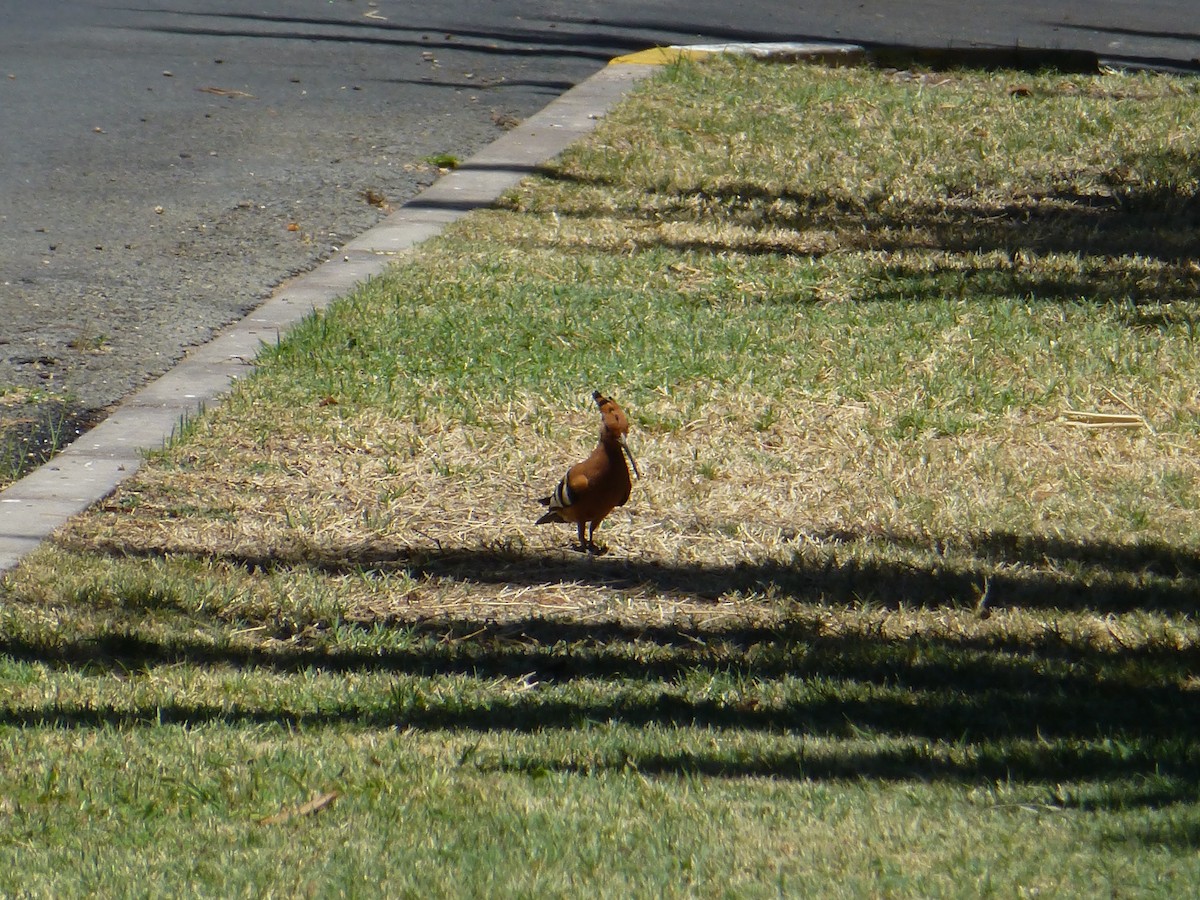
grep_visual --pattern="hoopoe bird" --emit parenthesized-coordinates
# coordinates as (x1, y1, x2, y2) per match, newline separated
(536, 390, 641, 553)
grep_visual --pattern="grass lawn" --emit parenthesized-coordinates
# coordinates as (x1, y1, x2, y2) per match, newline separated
(3, 57, 1200, 896)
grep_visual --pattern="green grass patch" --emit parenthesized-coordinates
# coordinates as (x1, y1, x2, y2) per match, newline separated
(3, 58, 1200, 894)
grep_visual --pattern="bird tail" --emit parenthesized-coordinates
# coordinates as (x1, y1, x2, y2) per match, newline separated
(535, 491, 558, 524)
(535, 480, 573, 524)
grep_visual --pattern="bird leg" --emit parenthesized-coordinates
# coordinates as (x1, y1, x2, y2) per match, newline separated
(572, 522, 606, 555)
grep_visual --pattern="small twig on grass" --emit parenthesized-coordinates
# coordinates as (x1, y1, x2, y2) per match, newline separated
(1102, 385, 1140, 416)
(1060, 410, 1146, 430)
(258, 790, 341, 826)
(1103, 386, 1157, 434)
(989, 802, 1068, 814)
(1060, 387, 1154, 432)
(974, 576, 992, 620)
(1106, 621, 1132, 650)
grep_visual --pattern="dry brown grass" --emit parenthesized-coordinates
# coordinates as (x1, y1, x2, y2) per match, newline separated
(43, 370, 1197, 633)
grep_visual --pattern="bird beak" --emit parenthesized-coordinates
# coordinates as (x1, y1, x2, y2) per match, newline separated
(620, 437, 641, 479)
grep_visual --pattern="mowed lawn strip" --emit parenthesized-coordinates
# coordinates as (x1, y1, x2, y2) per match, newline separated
(2, 58, 1199, 895)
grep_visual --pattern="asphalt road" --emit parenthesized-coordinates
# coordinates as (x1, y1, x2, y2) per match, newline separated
(1, 1, 1197, 432)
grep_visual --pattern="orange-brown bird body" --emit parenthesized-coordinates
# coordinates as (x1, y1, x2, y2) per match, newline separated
(536, 390, 640, 553)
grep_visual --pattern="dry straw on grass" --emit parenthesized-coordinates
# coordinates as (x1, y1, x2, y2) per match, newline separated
(51, 376, 1199, 631)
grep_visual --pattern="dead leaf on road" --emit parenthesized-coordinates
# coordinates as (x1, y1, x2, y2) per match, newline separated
(360, 189, 390, 211)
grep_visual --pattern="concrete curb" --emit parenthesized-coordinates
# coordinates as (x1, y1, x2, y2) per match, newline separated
(0, 61, 659, 575)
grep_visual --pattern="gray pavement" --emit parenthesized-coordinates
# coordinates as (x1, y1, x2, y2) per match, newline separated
(0, 0, 599, 416)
